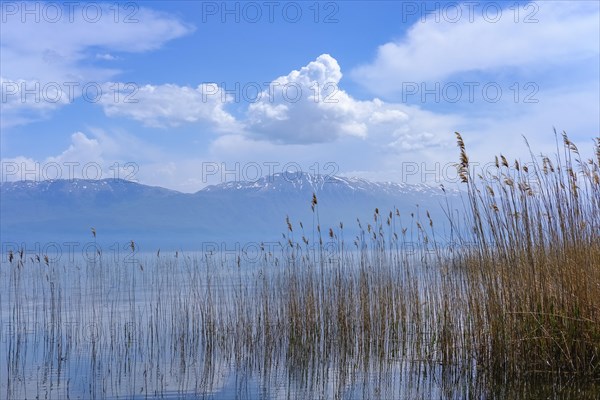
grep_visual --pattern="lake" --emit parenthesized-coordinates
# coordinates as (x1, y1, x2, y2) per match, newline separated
(1, 247, 598, 399)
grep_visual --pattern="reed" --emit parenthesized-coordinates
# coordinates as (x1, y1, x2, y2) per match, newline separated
(449, 131, 600, 378)
(1, 132, 598, 399)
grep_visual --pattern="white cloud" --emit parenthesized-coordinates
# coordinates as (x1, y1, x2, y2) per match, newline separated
(47, 132, 103, 165)
(1, 156, 38, 181)
(351, 1, 599, 95)
(1, 77, 72, 128)
(95, 53, 117, 61)
(244, 54, 461, 147)
(1, 130, 160, 182)
(2, 132, 104, 181)
(1, 3, 193, 81)
(1, 2, 193, 127)
(99, 83, 241, 131)
(246, 54, 368, 143)
(94, 54, 461, 151)
(340, 1, 598, 174)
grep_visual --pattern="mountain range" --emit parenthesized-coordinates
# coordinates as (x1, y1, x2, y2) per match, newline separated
(1, 172, 461, 251)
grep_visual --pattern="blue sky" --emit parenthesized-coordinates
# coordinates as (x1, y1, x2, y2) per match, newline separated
(1, 1, 599, 192)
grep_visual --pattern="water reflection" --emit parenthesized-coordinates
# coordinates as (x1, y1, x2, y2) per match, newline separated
(1, 250, 598, 399)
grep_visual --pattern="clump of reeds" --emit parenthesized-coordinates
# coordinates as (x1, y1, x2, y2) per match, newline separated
(451, 131, 600, 378)
(2, 131, 598, 399)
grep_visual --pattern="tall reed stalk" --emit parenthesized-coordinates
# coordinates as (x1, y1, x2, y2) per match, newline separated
(2, 132, 598, 399)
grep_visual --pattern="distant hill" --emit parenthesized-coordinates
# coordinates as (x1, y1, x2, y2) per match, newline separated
(1, 173, 460, 251)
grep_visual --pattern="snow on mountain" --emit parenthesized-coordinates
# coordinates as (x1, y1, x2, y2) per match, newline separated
(201, 172, 448, 195)
(1, 174, 460, 249)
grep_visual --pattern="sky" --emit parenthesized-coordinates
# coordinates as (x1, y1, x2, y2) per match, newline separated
(1, 0, 599, 192)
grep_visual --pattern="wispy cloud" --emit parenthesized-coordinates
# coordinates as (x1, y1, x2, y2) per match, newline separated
(351, 1, 599, 95)
(99, 83, 241, 131)
(1, 2, 193, 127)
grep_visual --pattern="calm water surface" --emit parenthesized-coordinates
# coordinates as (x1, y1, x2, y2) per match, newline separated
(1, 250, 598, 399)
